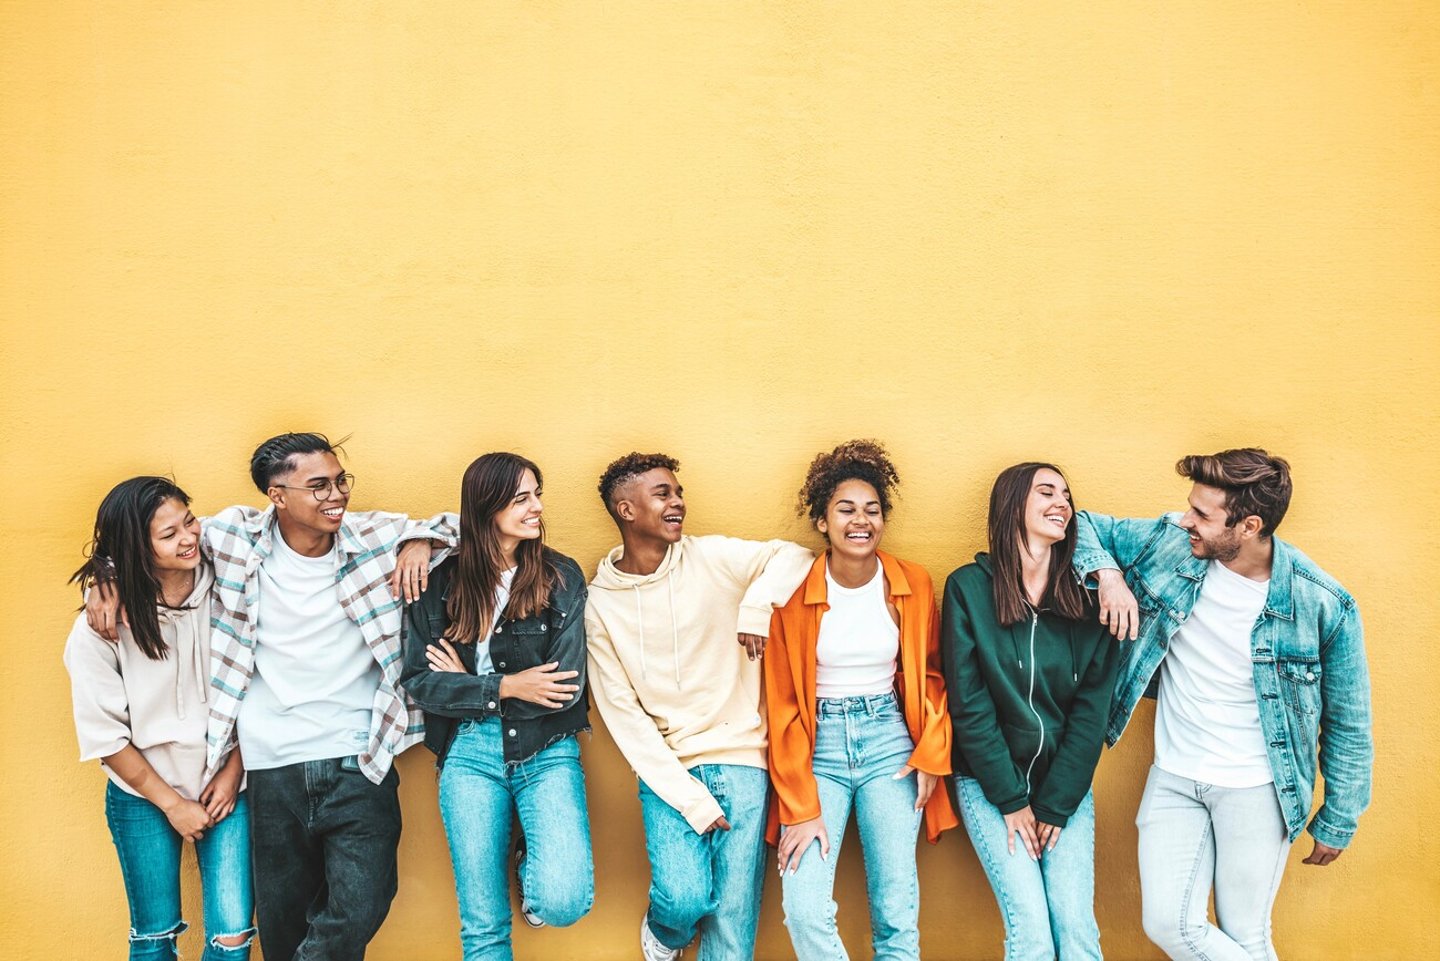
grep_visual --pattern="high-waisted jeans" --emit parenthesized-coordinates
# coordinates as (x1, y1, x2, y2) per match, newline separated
(780, 692, 924, 961)
(104, 781, 255, 961)
(438, 717, 594, 961)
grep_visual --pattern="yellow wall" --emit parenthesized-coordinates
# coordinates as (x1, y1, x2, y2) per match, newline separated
(2, 2, 1436, 958)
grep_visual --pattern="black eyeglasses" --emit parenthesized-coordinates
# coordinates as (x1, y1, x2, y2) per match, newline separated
(273, 474, 355, 500)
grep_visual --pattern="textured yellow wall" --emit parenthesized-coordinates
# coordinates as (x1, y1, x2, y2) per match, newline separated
(2, 2, 1436, 958)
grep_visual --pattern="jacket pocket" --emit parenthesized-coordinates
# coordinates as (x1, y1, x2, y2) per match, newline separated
(1278, 660, 1322, 717)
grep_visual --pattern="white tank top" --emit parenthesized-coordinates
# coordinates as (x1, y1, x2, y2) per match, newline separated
(815, 559, 900, 699)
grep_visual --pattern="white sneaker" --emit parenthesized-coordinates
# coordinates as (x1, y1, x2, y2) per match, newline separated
(640, 913, 681, 961)
(514, 837, 545, 929)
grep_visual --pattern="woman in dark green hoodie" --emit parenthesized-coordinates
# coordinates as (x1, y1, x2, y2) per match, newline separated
(941, 463, 1117, 961)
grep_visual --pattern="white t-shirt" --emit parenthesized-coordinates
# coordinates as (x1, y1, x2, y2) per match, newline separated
(470, 568, 516, 674)
(815, 560, 899, 699)
(1154, 559, 1273, 788)
(238, 531, 380, 769)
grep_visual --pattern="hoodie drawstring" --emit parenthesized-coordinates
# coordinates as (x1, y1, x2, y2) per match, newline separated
(634, 586, 647, 681)
(667, 571, 680, 688)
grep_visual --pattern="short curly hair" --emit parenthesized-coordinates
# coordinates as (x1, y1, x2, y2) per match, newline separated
(598, 452, 681, 518)
(797, 439, 900, 523)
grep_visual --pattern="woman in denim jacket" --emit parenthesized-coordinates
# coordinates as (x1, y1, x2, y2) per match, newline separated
(941, 463, 1117, 961)
(400, 452, 594, 961)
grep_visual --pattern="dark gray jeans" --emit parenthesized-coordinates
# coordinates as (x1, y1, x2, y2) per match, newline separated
(248, 758, 401, 961)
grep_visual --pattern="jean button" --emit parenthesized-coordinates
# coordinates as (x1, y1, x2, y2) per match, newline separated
(488, 701, 497, 710)
(507, 729, 517, 737)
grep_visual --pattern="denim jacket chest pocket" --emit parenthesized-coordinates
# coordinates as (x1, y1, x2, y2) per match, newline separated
(492, 613, 553, 673)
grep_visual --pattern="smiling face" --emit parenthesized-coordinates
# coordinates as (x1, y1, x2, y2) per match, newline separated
(616, 467, 686, 544)
(494, 468, 543, 560)
(817, 478, 885, 561)
(149, 497, 202, 574)
(1179, 482, 1244, 561)
(1022, 468, 1073, 550)
(270, 450, 350, 538)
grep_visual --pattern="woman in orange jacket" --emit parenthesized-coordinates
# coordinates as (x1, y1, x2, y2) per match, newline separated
(765, 440, 957, 961)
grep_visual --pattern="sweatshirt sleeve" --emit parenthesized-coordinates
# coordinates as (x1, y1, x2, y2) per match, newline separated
(904, 579, 953, 778)
(62, 616, 132, 762)
(763, 604, 822, 826)
(585, 602, 723, 834)
(705, 537, 814, 636)
(940, 572, 1029, 814)
(1031, 618, 1119, 827)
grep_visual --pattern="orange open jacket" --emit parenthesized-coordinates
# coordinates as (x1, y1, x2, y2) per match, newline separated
(764, 551, 959, 844)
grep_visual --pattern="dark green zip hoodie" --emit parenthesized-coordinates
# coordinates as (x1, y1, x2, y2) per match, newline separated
(940, 553, 1118, 826)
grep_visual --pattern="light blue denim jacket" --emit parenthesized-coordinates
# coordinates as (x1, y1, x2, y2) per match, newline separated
(1074, 511, 1372, 849)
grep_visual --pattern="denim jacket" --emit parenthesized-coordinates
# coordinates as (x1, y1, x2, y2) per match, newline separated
(400, 550, 590, 768)
(1074, 512, 1372, 849)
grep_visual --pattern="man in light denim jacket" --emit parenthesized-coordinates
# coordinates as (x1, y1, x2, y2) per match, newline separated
(1074, 448, 1371, 961)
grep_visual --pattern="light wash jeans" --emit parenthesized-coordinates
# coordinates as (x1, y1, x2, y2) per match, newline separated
(956, 777, 1101, 961)
(780, 692, 924, 961)
(104, 782, 255, 961)
(438, 718, 594, 961)
(640, 763, 769, 960)
(1137, 765, 1291, 961)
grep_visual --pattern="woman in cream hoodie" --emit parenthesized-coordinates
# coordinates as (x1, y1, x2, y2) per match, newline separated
(65, 477, 253, 961)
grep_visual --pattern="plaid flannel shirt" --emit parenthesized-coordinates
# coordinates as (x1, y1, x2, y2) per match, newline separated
(202, 505, 458, 784)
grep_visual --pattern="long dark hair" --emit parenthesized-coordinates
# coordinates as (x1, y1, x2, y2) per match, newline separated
(445, 453, 562, 643)
(988, 462, 1087, 626)
(70, 476, 194, 660)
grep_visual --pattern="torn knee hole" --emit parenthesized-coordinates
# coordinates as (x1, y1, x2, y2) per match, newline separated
(129, 920, 188, 944)
(210, 926, 257, 949)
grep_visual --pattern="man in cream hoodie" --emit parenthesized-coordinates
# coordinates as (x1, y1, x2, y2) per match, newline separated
(586, 452, 812, 961)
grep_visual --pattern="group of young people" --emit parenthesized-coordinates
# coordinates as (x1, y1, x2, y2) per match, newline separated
(65, 432, 1372, 961)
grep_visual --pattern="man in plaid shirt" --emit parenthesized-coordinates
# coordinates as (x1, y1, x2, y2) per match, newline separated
(93, 431, 456, 961)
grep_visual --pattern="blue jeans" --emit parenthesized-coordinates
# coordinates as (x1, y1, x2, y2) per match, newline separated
(438, 718, 594, 961)
(639, 763, 769, 960)
(780, 692, 924, 961)
(104, 781, 255, 961)
(956, 777, 1102, 961)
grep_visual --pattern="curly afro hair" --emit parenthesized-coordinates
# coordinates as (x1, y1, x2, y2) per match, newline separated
(597, 452, 681, 518)
(797, 439, 900, 523)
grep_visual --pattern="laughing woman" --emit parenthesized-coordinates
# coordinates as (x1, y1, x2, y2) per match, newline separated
(400, 452, 594, 961)
(64, 477, 254, 960)
(765, 440, 958, 961)
(940, 463, 1118, 961)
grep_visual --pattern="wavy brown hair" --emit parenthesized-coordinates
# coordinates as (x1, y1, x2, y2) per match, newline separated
(445, 453, 563, 643)
(797, 439, 900, 524)
(1177, 448, 1292, 537)
(988, 462, 1087, 627)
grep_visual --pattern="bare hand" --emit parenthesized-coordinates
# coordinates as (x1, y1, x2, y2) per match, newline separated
(1095, 569, 1139, 640)
(200, 760, 242, 823)
(86, 579, 127, 643)
(777, 816, 829, 876)
(426, 638, 467, 673)
(894, 764, 938, 811)
(390, 539, 433, 602)
(1037, 821, 1063, 853)
(1302, 841, 1343, 866)
(164, 797, 213, 842)
(737, 632, 766, 660)
(499, 661, 580, 708)
(703, 814, 732, 834)
(1004, 805, 1041, 861)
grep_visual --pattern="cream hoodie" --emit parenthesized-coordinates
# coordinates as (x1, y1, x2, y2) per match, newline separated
(586, 534, 812, 832)
(64, 565, 222, 801)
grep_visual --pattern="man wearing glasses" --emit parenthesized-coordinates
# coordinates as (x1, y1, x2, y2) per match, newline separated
(90, 431, 455, 961)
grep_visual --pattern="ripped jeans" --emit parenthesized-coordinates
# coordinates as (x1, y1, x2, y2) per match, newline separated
(105, 781, 255, 960)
